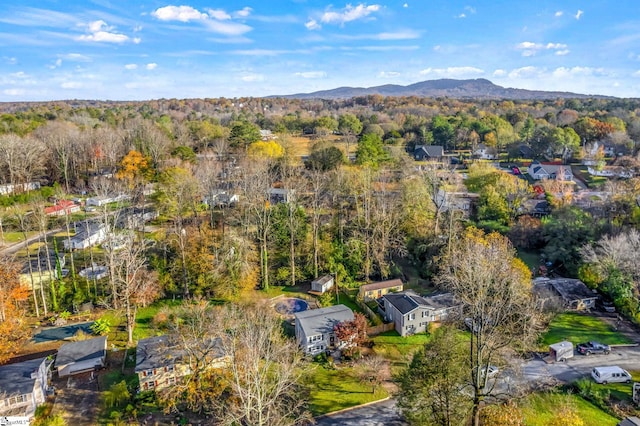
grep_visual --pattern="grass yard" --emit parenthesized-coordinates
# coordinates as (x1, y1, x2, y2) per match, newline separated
(2, 231, 38, 244)
(517, 249, 541, 273)
(540, 312, 634, 348)
(306, 364, 388, 416)
(371, 330, 430, 375)
(598, 370, 640, 402)
(521, 391, 618, 426)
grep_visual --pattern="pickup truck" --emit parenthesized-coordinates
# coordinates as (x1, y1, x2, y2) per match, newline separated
(577, 341, 611, 356)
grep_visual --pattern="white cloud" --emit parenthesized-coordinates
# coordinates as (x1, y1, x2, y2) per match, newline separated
(457, 13, 466, 18)
(76, 20, 131, 43)
(493, 69, 506, 77)
(146, 63, 157, 70)
(378, 71, 400, 78)
(465, 6, 476, 14)
(516, 41, 569, 56)
(320, 4, 381, 25)
(208, 9, 231, 20)
(403, 3, 409, 8)
(433, 45, 441, 51)
(508, 66, 542, 79)
(419, 66, 484, 77)
(124, 64, 138, 70)
(575, 10, 583, 20)
(241, 73, 264, 82)
(61, 81, 83, 89)
(60, 53, 91, 62)
(555, 49, 570, 56)
(3, 89, 25, 96)
(234, 7, 252, 18)
(555, 11, 563, 17)
(203, 20, 251, 36)
(294, 71, 327, 79)
(377, 30, 420, 40)
(152, 5, 208, 22)
(133, 37, 141, 44)
(552, 67, 607, 77)
(305, 19, 321, 30)
(633, 70, 640, 78)
(4, 57, 17, 65)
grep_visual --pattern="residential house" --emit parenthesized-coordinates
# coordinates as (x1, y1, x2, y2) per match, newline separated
(413, 145, 444, 162)
(269, 187, 294, 204)
(0, 182, 40, 195)
(381, 291, 459, 337)
(85, 193, 130, 207)
(63, 221, 108, 250)
(44, 199, 81, 216)
(358, 279, 403, 302)
(203, 190, 240, 208)
(310, 275, 334, 295)
(260, 129, 277, 140)
(518, 145, 535, 159)
(527, 161, 573, 181)
(20, 248, 67, 288)
(474, 144, 499, 160)
(435, 189, 480, 216)
(115, 207, 159, 229)
(294, 305, 354, 355)
(533, 277, 599, 311)
(55, 336, 107, 378)
(0, 357, 51, 418)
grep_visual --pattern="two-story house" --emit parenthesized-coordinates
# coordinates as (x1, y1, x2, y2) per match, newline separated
(135, 335, 228, 392)
(294, 305, 354, 355)
(381, 291, 459, 336)
(0, 357, 51, 418)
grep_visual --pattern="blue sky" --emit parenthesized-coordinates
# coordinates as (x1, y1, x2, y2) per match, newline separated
(1, 1, 639, 101)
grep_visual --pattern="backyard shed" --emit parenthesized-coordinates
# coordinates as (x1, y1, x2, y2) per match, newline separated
(55, 336, 107, 377)
(310, 275, 334, 294)
(549, 341, 574, 362)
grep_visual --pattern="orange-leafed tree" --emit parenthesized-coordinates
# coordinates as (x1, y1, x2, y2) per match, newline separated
(333, 312, 368, 353)
(0, 261, 30, 364)
(115, 149, 153, 189)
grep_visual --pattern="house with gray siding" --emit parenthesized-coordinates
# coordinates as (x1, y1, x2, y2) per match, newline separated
(294, 305, 354, 355)
(0, 357, 51, 418)
(56, 336, 107, 377)
(381, 291, 459, 336)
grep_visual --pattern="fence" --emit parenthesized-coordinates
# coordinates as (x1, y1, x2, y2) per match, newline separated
(367, 322, 395, 336)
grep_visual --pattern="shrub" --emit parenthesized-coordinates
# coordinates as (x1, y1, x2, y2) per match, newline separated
(91, 318, 111, 336)
(574, 378, 610, 411)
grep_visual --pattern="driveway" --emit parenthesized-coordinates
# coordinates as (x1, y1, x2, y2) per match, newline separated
(314, 399, 406, 426)
(51, 371, 101, 426)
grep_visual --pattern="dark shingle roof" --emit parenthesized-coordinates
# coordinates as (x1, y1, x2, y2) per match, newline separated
(0, 357, 47, 396)
(136, 335, 225, 372)
(384, 291, 458, 315)
(415, 145, 444, 158)
(56, 336, 107, 367)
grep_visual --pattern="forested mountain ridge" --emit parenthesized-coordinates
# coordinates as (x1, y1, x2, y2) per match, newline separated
(277, 78, 612, 100)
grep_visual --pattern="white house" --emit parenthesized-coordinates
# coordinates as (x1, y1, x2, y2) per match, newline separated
(56, 336, 107, 378)
(63, 222, 108, 250)
(0, 357, 51, 419)
(527, 161, 573, 181)
(474, 144, 498, 160)
(294, 305, 354, 355)
(85, 193, 130, 207)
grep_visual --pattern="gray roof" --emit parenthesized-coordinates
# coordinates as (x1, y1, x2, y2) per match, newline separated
(619, 417, 640, 426)
(71, 221, 105, 242)
(56, 336, 107, 367)
(0, 357, 47, 396)
(384, 291, 458, 315)
(136, 335, 225, 372)
(547, 278, 598, 302)
(295, 305, 354, 337)
(312, 275, 334, 286)
(415, 145, 444, 158)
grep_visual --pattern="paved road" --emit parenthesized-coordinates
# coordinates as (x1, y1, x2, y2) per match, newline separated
(314, 399, 406, 426)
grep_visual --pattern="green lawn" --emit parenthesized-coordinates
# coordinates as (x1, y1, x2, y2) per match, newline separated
(521, 392, 618, 426)
(306, 364, 388, 416)
(371, 330, 430, 375)
(2, 231, 38, 243)
(598, 370, 640, 402)
(517, 249, 541, 273)
(540, 312, 634, 348)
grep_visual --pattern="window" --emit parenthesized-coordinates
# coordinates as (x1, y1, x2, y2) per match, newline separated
(167, 377, 176, 385)
(6, 395, 27, 406)
(165, 365, 175, 373)
(408, 313, 415, 321)
(144, 369, 154, 377)
(308, 335, 322, 343)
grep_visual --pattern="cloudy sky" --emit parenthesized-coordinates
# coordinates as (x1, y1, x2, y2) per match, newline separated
(1, 0, 639, 101)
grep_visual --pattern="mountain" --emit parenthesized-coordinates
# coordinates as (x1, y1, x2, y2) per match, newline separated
(276, 78, 608, 100)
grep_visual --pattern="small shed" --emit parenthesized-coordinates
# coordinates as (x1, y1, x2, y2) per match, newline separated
(311, 275, 334, 294)
(549, 341, 574, 362)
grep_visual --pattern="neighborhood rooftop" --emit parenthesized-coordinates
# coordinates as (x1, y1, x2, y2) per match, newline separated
(359, 279, 403, 292)
(384, 291, 457, 315)
(56, 336, 107, 367)
(294, 305, 354, 337)
(0, 357, 48, 397)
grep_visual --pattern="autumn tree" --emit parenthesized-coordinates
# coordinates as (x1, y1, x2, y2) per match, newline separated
(215, 304, 310, 426)
(397, 325, 471, 426)
(338, 113, 363, 155)
(333, 312, 368, 353)
(437, 228, 540, 426)
(115, 149, 153, 190)
(0, 260, 30, 364)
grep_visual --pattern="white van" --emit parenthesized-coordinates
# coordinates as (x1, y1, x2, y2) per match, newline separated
(591, 366, 632, 384)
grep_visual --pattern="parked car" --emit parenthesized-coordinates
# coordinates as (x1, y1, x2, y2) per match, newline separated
(591, 366, 631, 384)
(577, 341, 611, 356)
